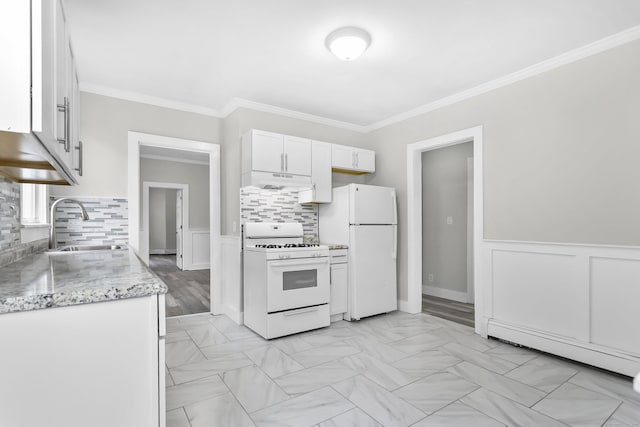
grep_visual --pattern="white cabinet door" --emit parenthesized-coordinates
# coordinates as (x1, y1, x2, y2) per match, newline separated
(0, 1, 31, 133)
(251, 130, 284, 173)
(355, 149, 375, 173)
(331, 144, 354, 170)
(330, 262, 348, 315)
(32, 0, 57, 143)
(0, 296, 161, 427)
(283, 135, 311, 176)
(299, 140, 332, 204)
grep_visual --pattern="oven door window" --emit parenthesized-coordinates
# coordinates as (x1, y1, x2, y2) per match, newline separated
(283, 269, 317, 291)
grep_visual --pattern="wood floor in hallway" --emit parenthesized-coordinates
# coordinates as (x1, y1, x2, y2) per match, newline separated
(422, 294, 475, 328)
(149, 255, 210, 317)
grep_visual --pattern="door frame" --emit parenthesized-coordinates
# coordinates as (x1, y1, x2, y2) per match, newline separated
(406, 125, 487, 335)
(142, 182, 188, 267)
(128, 132, 222, 316)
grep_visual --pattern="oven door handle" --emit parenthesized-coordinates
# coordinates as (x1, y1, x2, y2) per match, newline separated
(283, 306, 319, 316)
(269, 259, 329, 268)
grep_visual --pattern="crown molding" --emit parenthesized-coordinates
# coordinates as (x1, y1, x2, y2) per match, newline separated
(79, 83, 222, 117)
(80, 25, 640, 134)
(140, 153, 209, 166)
(221, 98, 368, 133)
(363, 25, 640, 132)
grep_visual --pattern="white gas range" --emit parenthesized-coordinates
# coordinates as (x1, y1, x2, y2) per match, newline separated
(243, 222, 331, 339)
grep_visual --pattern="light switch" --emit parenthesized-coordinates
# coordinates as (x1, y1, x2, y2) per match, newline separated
(233, 221, 237, 233)
(446, 216, 453, 225)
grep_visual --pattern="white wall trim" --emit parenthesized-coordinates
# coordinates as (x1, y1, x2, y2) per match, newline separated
(406, 126, 485, 336)
(149, 249, 177, 255)
(80, 83, 221, 117)
(128, 132, 222, 316)
(422, 285, 469, 304)
(484, 239, 640, 376)
(84, 26, 640, 134)
(140, 153, 209, 166)
(219, 98, 367, 132)
(365, 25, 640, 131)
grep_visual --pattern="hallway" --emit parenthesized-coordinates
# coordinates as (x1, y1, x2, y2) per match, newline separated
(149, 255, 210, 317)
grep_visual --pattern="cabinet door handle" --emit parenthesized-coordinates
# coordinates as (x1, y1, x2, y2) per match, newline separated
(57, 97, 70, 152)
(65, 97, 71, 152)
(281, 153, 284, 171)
(74, 140, 83, 176)
(285, 153, 288, 171)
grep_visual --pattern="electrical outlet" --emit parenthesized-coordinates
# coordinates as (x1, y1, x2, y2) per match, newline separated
(446, 216, 453, 225)
(428, 273, 434, 283)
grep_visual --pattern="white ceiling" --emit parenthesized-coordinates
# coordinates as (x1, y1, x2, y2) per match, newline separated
(64, 0, 640, 128)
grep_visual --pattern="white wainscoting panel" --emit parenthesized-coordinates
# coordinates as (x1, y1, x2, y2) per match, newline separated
(186, 229, 210, 271)
(484, 240, 640, 376)
(492, 249, 581, 339)
(590, 257, 640, 356)
(221, 236, 242, 324)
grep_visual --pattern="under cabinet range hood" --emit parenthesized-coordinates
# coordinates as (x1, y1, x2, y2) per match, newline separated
(242, 170, 312, 189)
(0, 131, 76, 185)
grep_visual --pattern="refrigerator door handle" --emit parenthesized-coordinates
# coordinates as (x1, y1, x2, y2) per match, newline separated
(392, 225, 397, 259)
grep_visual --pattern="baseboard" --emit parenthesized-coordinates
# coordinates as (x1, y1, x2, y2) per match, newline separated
(488, 320, 640, 377)
(422, 285, 469, 303)
(330, 314, 345, 323)
(222, 305, 243, 325)
(149, 249, 177, 255)
(183, 262, 210, 271)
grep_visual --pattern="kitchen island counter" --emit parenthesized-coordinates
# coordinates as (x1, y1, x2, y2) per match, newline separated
(0, 248, 167, 314)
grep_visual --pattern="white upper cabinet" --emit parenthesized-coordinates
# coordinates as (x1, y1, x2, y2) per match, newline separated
(0, 1, 32, 133)
(0, 0, 80, 184)
(242, 129, 312, 188)
(331, 144, 375, 174)
(299, 140, 332, 204)
(251, 130, 284, 174)
(283, 135, 311, 176)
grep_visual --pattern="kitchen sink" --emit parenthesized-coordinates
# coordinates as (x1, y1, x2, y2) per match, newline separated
(50, 245, 124, 252)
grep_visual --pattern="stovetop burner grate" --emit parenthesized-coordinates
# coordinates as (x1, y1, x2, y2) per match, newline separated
(254, 243, 320, 249)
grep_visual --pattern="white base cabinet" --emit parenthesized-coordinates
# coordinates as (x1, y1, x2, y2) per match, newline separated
(0, 295, 165, 427)
(329, 248, 348, 317)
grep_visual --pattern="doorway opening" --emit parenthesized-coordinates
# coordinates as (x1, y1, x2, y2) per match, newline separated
(128, 132, 221, 319)
(143, 180, 210, 316)
(421, 143, 474, 327)
(406, 126, 485, 335)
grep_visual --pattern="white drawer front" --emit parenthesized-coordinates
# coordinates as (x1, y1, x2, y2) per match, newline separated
(267, 304, 330, 339)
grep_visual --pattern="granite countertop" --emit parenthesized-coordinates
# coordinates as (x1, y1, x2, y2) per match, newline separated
(325, 243, 349, 250)
(0, 248, 167, 315)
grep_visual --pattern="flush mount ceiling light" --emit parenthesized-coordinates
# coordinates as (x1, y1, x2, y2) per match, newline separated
(325, 27, 371, 61)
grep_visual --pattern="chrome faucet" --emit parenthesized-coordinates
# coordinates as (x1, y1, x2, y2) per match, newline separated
(49, 198, 90, 249)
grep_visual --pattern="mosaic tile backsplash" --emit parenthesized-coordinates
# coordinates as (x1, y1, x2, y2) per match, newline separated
(240, 187, 318, 238)
(0, 177, 20, 251)
(51, 197, 128, 247)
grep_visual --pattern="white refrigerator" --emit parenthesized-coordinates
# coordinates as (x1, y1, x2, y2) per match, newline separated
(319, 184, 397, 320)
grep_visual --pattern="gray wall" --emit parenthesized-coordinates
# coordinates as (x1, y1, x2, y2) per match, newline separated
(149, 188, 177, 251)
(369, 39, 640, 301)
(422, 142, 472, 294)
(50, 92, 221, 199)
(140, 158, 209, 228)
(51, 93, 368, 236)
(149, 188, 166, 250)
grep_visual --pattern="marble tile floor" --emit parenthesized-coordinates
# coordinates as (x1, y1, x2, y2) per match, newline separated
(165, 311, 639, 427)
